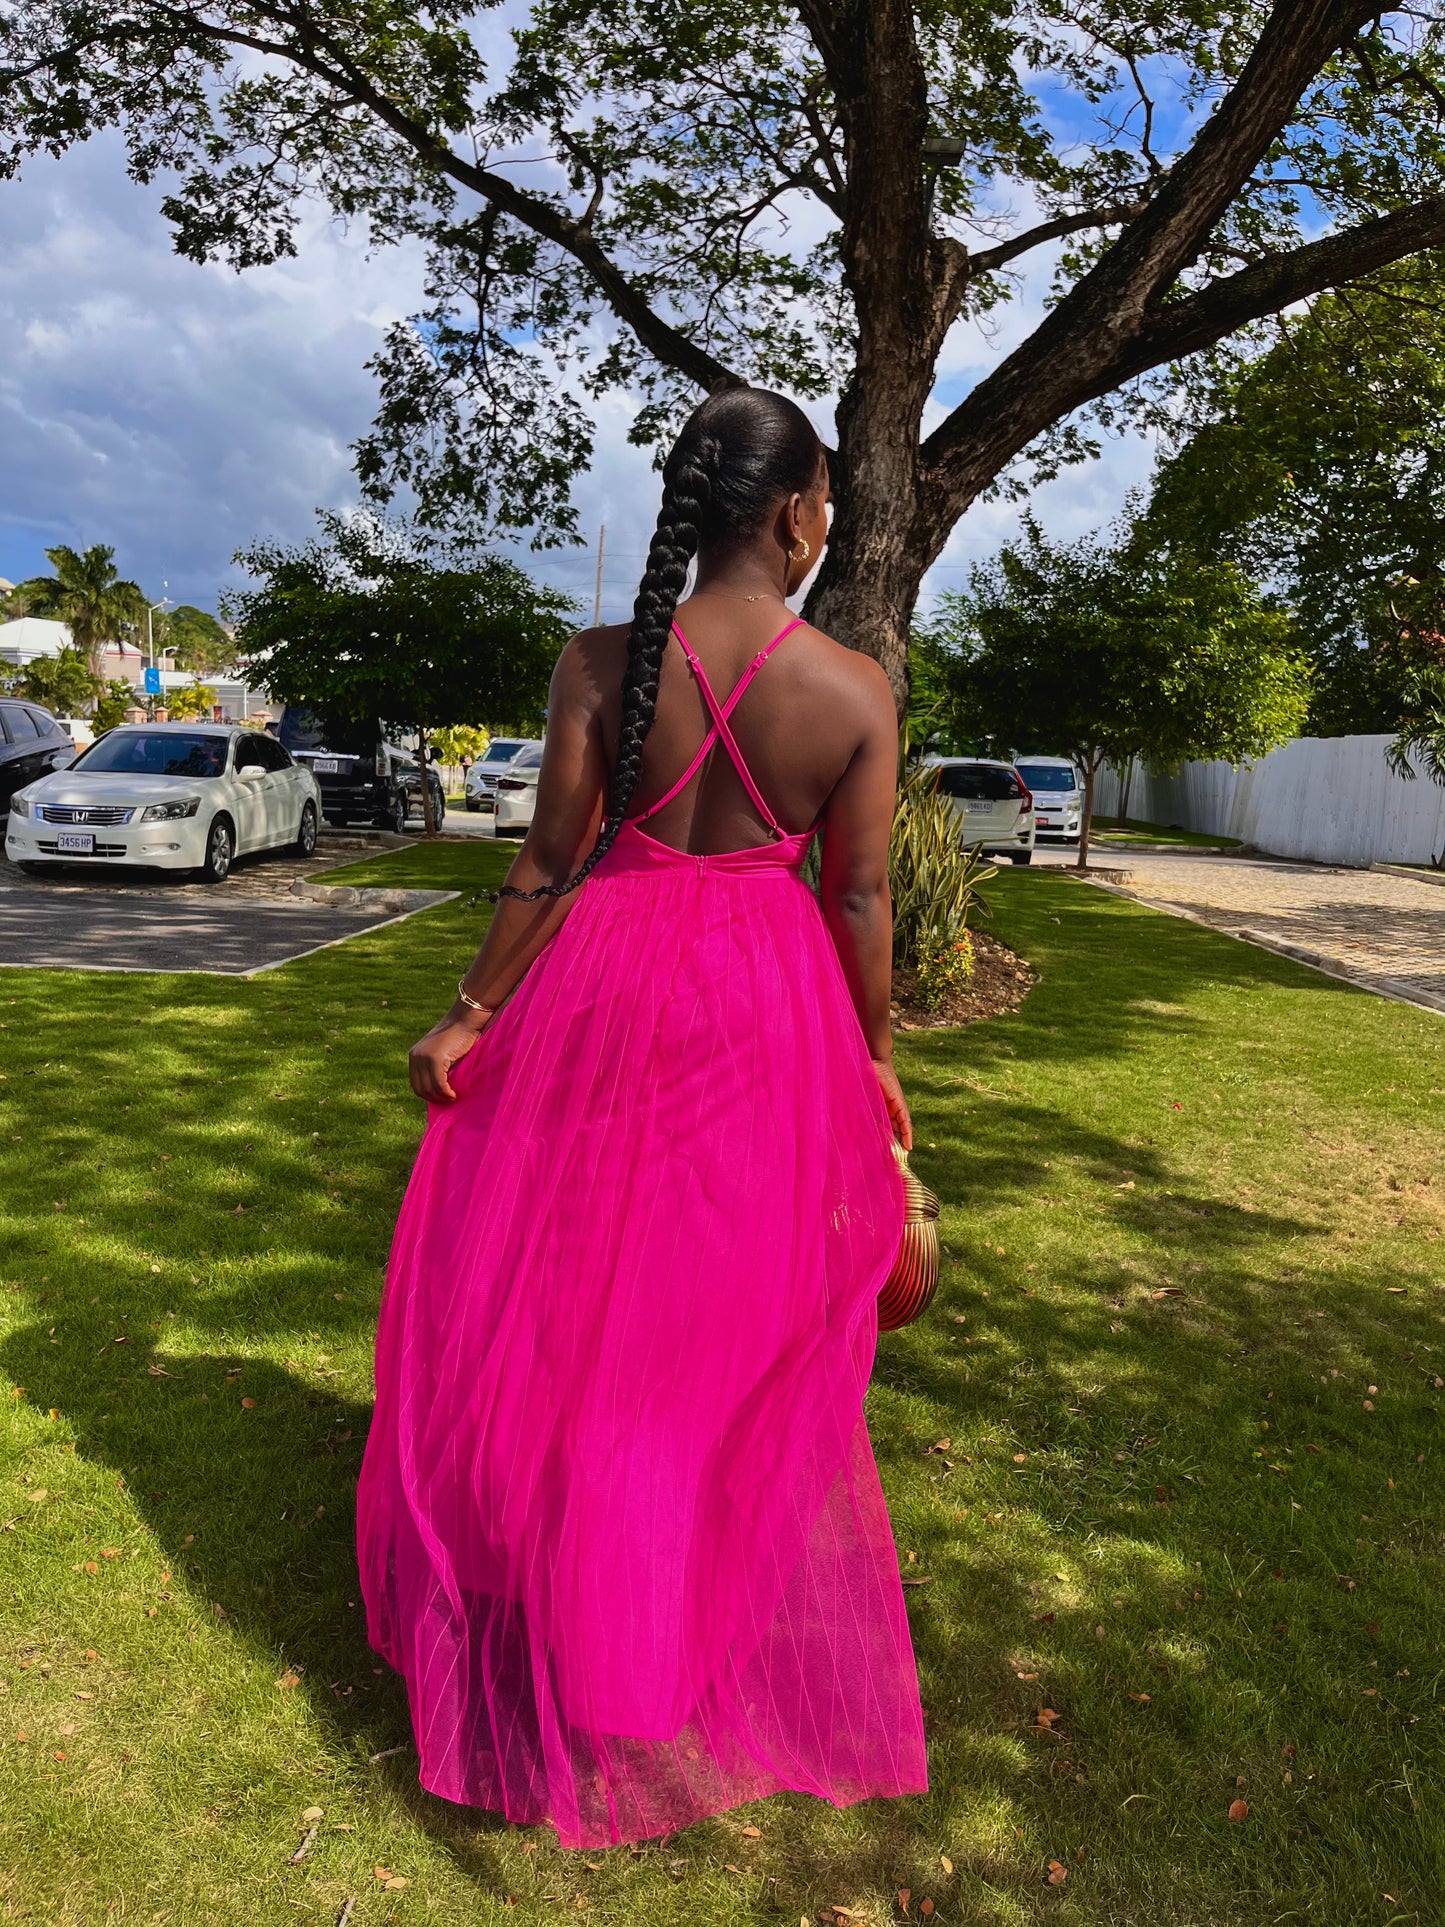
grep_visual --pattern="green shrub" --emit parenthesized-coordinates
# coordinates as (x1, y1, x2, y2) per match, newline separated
(890, 763, 994, 968)
(915, 927, 976, 1009)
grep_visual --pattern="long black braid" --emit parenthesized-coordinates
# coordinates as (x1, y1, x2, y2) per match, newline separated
(492, 387, 822, 903)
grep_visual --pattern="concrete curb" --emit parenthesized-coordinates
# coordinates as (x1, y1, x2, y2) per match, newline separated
(1373, 863, 1445, 891)
(290, 879, 455, 914)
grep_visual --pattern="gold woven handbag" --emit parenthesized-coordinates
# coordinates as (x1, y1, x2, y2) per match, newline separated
(877, 1141, 940, 1332)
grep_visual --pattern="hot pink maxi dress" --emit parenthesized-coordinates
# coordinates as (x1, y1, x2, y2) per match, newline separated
(356, 617, 928, 1847)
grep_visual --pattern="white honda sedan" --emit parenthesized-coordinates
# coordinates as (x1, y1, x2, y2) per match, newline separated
(5, 723, 322, 883)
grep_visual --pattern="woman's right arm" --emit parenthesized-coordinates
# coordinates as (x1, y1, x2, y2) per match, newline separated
(817, 661, 911, 1148)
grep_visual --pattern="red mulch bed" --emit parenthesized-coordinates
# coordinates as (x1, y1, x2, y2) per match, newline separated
(891, 930, 1037, 1030)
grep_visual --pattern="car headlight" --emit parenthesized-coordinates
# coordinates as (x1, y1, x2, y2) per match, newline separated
(8, 794, 29, 818)
(140, 798, 202, 822)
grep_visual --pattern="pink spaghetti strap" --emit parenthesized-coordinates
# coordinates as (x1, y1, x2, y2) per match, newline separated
(633, 615, 803, 834)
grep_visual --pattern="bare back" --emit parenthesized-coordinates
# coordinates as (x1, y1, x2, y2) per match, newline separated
(577, 594, 892, 856)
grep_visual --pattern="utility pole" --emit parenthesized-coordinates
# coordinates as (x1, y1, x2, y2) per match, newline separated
(592, 524, 606, 628)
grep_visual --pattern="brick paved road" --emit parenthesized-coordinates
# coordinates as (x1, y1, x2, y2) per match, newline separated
(1039, 849, 1445, 1013)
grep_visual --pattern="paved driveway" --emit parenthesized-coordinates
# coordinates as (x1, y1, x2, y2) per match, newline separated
(1038, 847, 1445, 1014)
(0, 888, 397, 975)
(0, 831, 426, 975)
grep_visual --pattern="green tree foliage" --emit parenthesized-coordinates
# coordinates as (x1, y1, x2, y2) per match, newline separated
(16, 545, 147, 675)
(1144, 260, 1445, 736)
(6, 2, 1445, 691)
(920, 522, 1312, 863)
(157, 605, 237, 678)
(162, 682, 217, 721)
(92, 681, 140, 732)
(430, 724, 491, 784)
(5, 647, 103, 716)
(226, 515, 573, 831)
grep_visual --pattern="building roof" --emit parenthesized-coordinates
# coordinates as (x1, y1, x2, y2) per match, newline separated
(0, 616, 73, 662)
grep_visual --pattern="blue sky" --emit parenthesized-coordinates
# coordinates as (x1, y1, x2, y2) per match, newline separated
(0, 126, 1159, 625)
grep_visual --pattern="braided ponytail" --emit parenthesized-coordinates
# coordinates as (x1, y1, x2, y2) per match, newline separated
(491, 387, 820, 903)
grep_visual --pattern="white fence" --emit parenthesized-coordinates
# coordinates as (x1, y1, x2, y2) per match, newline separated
(1094, 735, 1445, 868)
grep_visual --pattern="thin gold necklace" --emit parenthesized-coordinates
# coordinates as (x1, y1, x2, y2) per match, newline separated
(691, 587, 788, 605)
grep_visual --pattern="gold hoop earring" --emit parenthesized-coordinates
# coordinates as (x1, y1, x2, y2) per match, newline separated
(790, 537, 811, 565)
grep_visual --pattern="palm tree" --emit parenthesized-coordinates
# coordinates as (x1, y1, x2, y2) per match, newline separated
(18, 545, 149, 675)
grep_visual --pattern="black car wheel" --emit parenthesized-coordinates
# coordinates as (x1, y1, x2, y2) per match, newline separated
(295, 800, 318, 856)
(198, 814, 234, 883)
(387, 793, 409, 835)
(1009, 850, 1033, 865)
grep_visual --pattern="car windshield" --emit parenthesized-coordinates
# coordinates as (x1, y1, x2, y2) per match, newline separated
(483, 739, 523, 763)
(73, 732, 228, 779)
(279, 707, 377, 758)
(1015, 764, 1078, 792)
(934, 763, 1021, 801)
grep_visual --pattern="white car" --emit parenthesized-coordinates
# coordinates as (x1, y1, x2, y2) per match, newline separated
(928, 756, 1036, 864)
(464, 737, 543, 813)
(492, 743, 545, 837)
(5, 723, 322, 883)
(1014, 756, 1083, 842)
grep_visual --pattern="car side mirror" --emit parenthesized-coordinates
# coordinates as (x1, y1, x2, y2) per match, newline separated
(237, 764, 265, 782)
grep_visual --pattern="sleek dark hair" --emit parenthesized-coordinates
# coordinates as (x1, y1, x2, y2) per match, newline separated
(494, 386, 825, 902)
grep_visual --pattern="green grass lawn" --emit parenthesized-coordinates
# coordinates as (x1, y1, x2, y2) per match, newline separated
(1091, 819, 1242, 848)
(2, 846, 1443, 1926)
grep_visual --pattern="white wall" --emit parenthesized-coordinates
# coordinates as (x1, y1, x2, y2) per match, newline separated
(1095, 735, 1445, 868)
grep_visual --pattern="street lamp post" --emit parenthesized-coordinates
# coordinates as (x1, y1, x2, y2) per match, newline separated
(145, 590, 171, 718)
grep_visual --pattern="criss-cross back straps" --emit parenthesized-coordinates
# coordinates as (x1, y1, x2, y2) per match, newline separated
(632, 615, 804, 837)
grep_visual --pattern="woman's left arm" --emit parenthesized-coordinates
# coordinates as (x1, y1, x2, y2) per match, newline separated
(408, 635, 610, 1104)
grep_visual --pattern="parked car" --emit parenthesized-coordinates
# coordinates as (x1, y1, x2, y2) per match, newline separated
(1014, 756, 1083, 842)
(465, 737, 544, 813)
(278, 707, 445, 832)
(491, 743, 546, 837)
(927, 757, 1036, 864)
(4, 722, 321, 882)
(0, 699, 75, 810)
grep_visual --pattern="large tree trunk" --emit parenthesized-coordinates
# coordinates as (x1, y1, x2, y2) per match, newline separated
(799, 0, 964, 709)
(807, 423, 929, 713)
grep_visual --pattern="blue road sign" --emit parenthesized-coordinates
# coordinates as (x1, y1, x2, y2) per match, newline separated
(143, 666, 162, 695)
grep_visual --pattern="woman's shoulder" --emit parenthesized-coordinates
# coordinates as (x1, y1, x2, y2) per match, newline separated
(552, 623, 632, 704)
(787, 618, 896, 714)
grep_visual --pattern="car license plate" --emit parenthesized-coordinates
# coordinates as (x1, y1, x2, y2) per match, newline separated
(313, 759, 340, 774)
(964, 799, 993, 812)
(479, 796, 495, 812)
(56, 831, 95, 854)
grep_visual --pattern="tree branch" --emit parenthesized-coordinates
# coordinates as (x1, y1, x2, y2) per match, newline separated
(968, 199, 1149, 275)
(1085, 196, 1445, 396)
(141, 0, 744, 394)
(918, 195, 1445, 554)
(916, 0, 1383, 540)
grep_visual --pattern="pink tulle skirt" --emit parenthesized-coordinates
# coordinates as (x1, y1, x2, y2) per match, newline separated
(356, 821, 927, 1847)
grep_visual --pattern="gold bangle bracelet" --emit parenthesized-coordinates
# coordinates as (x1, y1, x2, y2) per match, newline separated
(456, 979, 495, 1015)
